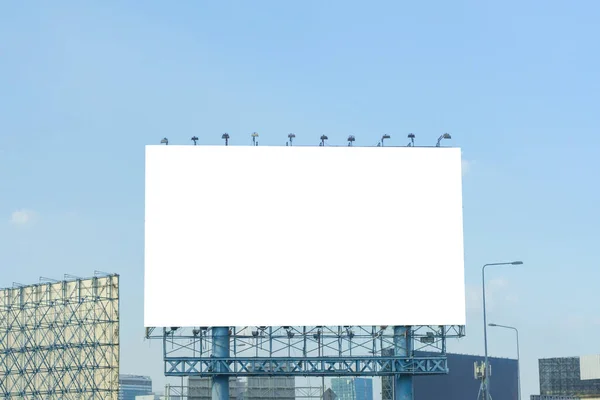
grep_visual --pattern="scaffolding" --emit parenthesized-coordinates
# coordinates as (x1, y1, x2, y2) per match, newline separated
(539, 357, 600, 398)
(0, 274, 120, 399)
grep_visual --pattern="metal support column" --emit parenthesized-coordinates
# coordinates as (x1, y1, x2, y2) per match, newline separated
(394, 326, 413, 400)
(212, 327, 230, 400)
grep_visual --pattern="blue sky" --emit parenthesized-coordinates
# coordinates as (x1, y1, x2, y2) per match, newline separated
(1, 0, 600, 397)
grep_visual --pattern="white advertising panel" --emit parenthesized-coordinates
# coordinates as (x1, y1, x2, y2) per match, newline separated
(144, 145, 465, 327)
(580, 355, 600, 380)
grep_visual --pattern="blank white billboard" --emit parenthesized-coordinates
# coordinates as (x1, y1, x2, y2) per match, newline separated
(144, 145, 465, 327)
(580, 355, 600, 380)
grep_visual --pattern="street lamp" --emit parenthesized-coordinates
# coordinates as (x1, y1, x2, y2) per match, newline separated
(489, 323, 521, 400)
(381, 134, 390, 146)
(222, 133, 230, 146)
(436, 133, 451, 147)
(347, 135, 355, 146)
(160, 137, 168, 145)
(191, 136, 198, 145)
(481, 261, 523, 400)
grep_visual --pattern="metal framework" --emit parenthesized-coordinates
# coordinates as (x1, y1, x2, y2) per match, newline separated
(0, 274, 119, 399)
(539, 357, 600, 398)
(147, 326, 463, 377)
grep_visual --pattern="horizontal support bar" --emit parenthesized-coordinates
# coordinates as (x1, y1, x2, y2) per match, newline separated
(148, 326, 466, 340)
(164, 356, 448, 377)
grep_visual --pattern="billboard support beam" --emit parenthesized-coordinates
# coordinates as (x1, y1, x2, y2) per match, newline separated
(394, 326, 413, 400)
(212, 327, 231, 400)
(151, 326, 464, 378)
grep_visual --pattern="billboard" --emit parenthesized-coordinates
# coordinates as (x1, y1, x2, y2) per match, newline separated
(0, 275, 119, 399)
(145, 145, 465, 327)
(581, 355, 600, 380)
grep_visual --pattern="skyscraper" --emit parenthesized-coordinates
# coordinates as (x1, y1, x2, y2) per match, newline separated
(119, 375, 153, 400)
(331, 378, 373, 400)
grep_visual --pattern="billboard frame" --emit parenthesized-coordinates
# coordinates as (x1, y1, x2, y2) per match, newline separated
(146, 325, 465, 377)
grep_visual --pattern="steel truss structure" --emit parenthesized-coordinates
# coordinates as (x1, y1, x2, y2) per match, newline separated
(0, 274, 120, 399)
(147, 325, 464, 377)
(539, 357, 600, 398)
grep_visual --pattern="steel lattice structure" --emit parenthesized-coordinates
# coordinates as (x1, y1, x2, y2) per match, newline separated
(539, 357, 600, 398)
(0, 274, 120, 399)
(146, 325, 464, 377)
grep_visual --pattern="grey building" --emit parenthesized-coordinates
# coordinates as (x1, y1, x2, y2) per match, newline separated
(119, 375, 153, 400)
(246, 377, 295, 400)
(323, 388, 337, 400)
(381, 351, 517, 400)
(188, 376, 294, 400)
(188, 377, 245, 400)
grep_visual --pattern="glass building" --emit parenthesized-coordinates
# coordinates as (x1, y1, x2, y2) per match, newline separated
(119, 374, 153, 400)
(331, 378, 373, 400)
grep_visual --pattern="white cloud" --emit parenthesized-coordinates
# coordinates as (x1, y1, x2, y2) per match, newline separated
(9, 209, 37, 226)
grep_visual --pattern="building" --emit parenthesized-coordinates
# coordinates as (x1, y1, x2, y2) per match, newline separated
(119, 374, 153, 400)
(188, 377, 246, 400)
(323, 388, 337, 400)
(380, 351, 517, 400)
(331, 378, 373, 400)
(246, 377, 295, 400)
(188, 376, 296, 400)
(532, 356, 600, 399)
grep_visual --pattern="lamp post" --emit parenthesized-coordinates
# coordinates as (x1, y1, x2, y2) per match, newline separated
(481, 261, 523, 400)
(489, 323, 520, 400)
